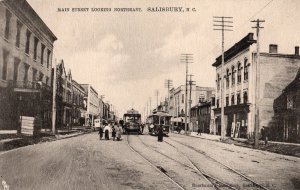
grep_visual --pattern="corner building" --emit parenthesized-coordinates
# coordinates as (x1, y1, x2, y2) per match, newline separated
(212, 33, 300, 138)
(0, 0, 57, 130)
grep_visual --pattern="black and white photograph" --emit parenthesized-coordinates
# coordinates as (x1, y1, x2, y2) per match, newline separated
(0, 0, 299, 189)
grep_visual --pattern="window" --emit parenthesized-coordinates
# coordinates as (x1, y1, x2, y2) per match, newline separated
(47, 50, 51, 68)
(24, 63, 30, 83)
(4, 10, 12, 39)
(217, 74, 221, 90)
(13, 58, 21, 81)
(231, 66, 235, 85)
(243, 91, 248, 104)
(32, 68, 37, 82)
(211, 97, 215, 106)
(237, 62, 242, 83)
(231, 95, 235, 105)
(237, 93, 241, 104)
(39, 72, 44, 82)
(244, 58, 249, 81)
(226, 96, 229, 106)
(226, 69, 230, 88)
(46, 76, 49, 86)
(34, 37, 39, 60)
(2, 50, 9, 80)
(41, 44, 45, 65)
(216, 99, 219, 108)
(25, 30, 31, 54)
(15, 20, 23, 48)
(182, 94, 184, 103)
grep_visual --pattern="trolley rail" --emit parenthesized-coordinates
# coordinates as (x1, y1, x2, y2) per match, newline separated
(166, 137, 271, 190)
(125, 135, 186, 190)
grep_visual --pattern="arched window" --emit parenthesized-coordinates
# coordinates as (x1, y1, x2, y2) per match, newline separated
(231, 66, 235, 85)
(243, 91, 248, 104)
(237, 62, 242, 83)
(226, 69, 230, 88)
(244, 58, 249, 81)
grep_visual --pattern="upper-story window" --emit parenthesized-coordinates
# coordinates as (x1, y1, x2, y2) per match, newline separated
(237, 62, 242, 84)
(226, 69, 230, 88)
(216, 99, 219, 108)
(244, 58, 249, 81)
(231, 66, 235, 86)
(41, 44, 45, 65)
(237, 93, 241, 104)
(226, 96, 229, 106)
(217, 74, 221, 90)
(211, 97, 215, 106)
(34, 37, 39, 60)
(243, 91, 248, 104)
(25, 30, 31, 54)
(182, 94, 184, 103)
(4, 9, 12, 40)
(47, 50, 51, 68)
(287, 94, 297, 109)
(231, 95, 235, 105)
(15, 20, 23, 48)
(2, 50, 9, 80)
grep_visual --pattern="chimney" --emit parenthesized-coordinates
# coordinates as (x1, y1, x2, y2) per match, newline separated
(269, 44, 278, 54)
(295, 46, 299, 56)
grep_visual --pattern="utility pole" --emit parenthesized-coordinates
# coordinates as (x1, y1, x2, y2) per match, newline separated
(51, 59, 57, 134)
(188, 74, 196, 133)
(213, 16, 233, 140)
(164, 79, 173, 113)
(149, 97, 152, 114)
(181, 54, 193, 135)
(252, 19, 264, 147)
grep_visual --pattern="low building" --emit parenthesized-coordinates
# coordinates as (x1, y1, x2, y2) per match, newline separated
(273, 68, 300, 143)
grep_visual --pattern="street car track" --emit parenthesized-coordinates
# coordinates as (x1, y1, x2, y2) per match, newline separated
(137, 135, 235, 190)
(125, 135, 186, 190)
(167, 137, 271, 190)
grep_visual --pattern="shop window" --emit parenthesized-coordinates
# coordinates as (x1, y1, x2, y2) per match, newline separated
(15, 20, 23, 48)
(4, 9, 12, 40)
(25, 30, 31, 54)
(237, 62, 242, 84)
(244, 58, 249, 81)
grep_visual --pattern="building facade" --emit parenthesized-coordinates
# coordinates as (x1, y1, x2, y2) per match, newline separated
(273, 68, 300, 143)
(0, 0, 57, 130)
(72, 79, 86, 126)
(191, 101, 212, 133)
(212, 33, 300, 138)
(81, 84, 99, 126)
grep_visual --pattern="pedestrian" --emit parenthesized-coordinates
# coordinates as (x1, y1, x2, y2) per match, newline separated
(141, 124, 144, 134)
(116, 124, 122, 141)
(112, 124, 116, 141)
(104, 123, 110, 140)
(158, 125, 164, 142)
(197, 127, 201, 135)
(98, 126, 104, 140)
(264, 126, 269, 145)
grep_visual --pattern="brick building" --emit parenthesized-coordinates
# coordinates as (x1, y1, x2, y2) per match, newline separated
(212, 33, 300, 138)
(0, 0, 57, 130)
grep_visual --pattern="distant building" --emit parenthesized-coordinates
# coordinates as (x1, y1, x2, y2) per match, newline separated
(273, 67, 300, 143)
(72, 79, 86, 126)
(212, 33, 300, 138)
(191, 101, 212, 133)
(80, 84, 99, 126)
(0, 0, 57, 130)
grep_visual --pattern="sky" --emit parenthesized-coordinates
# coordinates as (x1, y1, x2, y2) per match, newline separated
(27, 0, 300, 118)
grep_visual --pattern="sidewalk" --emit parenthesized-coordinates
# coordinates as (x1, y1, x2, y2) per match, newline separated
(186, 132, 300, 157)
(0, 126, 92, 152)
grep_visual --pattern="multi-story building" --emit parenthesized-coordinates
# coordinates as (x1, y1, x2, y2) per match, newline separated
(168, 85, 214, 130)
(212, 33, 300, 138)
(81, 84, 99, 126)
(53, 60, 73, 128)
(72, 79, 86, 126)
(273, 68, 300, 143)
(0, 0, 57, 130)
(191, 101, 212, 133)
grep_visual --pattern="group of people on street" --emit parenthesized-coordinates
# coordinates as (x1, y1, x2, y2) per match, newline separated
(98, 122, 122, 141)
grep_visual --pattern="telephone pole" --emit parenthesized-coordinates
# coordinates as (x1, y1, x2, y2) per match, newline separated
(149, 97, 152, 114)
(164, 79, 173, 112)
(155, 90, 159, 109)
(213, 16, 233, 140)
(252, 19, 264, 147)
(188, 74, 196, 133)
(51, 59, 57, 134)
(181, 54, 193, 135)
